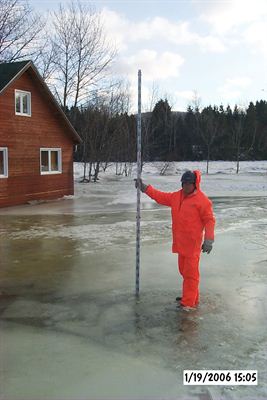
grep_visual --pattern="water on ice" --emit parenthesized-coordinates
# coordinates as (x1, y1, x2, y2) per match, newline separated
(0, 161, 267, 399)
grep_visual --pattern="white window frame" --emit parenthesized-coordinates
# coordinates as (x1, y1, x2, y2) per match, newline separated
(40, 148, 62, 175)
(15, 90, 31, 117)
(0, 147, 8, 178)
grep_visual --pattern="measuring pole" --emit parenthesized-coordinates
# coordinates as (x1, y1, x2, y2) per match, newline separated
(136, 69, 142, 296)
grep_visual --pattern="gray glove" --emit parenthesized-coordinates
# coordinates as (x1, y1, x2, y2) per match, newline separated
(202, 239, 213, 254)
(134, 178, 147, 193)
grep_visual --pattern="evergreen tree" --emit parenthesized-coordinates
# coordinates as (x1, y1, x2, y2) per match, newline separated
(181, 106, 196, 160)
(196, 106, 219, 173)
(244, 102, 257, 159)
(149, 99, 172, 160)
(255, 101, 267, 159)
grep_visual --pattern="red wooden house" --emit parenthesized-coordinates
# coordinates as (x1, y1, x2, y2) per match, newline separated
(0, 60, 81, 208)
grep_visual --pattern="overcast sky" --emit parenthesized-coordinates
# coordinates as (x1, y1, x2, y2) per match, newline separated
(29, 0, 267, 112)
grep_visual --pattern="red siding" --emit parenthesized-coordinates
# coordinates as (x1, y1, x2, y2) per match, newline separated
(0, 69, 75, 208)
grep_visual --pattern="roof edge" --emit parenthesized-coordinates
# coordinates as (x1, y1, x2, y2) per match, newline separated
(0, 61, 32, 95)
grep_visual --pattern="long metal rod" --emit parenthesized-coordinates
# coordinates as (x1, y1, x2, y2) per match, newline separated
(136, 69, 142, 296)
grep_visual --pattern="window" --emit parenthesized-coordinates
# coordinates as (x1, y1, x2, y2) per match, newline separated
(40, 149, 62, 174)
(0, 148, 8, 178)
(15, 90, 31, 116)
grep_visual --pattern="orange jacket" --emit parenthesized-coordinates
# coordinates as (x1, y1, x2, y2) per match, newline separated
(145, 170, 215, 257)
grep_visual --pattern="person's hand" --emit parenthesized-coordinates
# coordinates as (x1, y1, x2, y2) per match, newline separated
(202, 239, 213, 254)
(134, 178, 147, 193)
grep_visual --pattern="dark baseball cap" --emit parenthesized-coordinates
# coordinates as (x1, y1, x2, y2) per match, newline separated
(181, 170, 196, 184)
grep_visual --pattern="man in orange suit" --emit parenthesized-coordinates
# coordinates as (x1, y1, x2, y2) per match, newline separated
(135, 170, 215, 311)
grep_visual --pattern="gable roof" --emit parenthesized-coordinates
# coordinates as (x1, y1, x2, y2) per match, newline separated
(0, 60, 31, 93)
(0, 60, 82, 144)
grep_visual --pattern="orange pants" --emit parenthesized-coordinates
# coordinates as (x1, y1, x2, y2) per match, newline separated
(178, 254, 200, 307)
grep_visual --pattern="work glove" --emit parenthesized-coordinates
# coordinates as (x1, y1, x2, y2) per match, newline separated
(202, 239, 213, 254)
(134, 178, 147, 193)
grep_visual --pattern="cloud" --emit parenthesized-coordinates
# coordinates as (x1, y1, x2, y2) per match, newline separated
(194, 35, 226, 53)
(101, 8, 226, 53)
(101, 8, 129, 51)
(175, 90, 195, 101)
(133, 18, 225, 52)
(113, 49, 185, 82)
(199, 0, 267, 57)
(243, 21, 267, 57)
(111, 50, 184, 113)
(218, 76, 252, 101)
(200, 0, 267, 35)
(172, 90, 196, 110)
(99, 5, 265, 111)
(225, 77, 252, 88)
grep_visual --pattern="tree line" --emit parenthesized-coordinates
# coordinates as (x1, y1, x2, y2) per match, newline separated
(149, 100, 267, 173)
(67, 98, 267, 180)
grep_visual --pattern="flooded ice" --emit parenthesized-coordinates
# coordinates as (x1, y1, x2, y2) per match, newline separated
(0, 161, 267, 400)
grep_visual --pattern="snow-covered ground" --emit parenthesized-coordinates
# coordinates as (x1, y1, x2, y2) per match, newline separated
(0, 161, 266, 400)
(74, 160, 267, 201)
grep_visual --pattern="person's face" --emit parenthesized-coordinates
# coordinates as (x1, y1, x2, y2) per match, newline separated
(182, 182, 195, 195)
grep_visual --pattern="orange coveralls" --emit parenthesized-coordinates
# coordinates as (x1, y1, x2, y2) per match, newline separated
(145, 170, 215, 307)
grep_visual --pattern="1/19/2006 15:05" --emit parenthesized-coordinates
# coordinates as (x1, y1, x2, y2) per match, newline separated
(183, 370, 258, 385)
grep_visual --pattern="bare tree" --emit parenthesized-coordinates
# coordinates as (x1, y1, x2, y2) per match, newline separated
(0, 0, 45, 62)
(143, 82, 160, 112)
(78, 78, 132, 182)
(50, 0, 116, 108)
(35, 37, 58, 81)
(104, 78, 131, 116)
(141, 82, 161, 167)
(103, 79, 134, 177)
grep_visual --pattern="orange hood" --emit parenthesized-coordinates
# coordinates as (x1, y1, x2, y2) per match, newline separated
(193, 170, 201, 191)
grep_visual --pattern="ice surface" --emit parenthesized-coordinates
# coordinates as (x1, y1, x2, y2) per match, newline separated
(0, 161, 267, 399)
